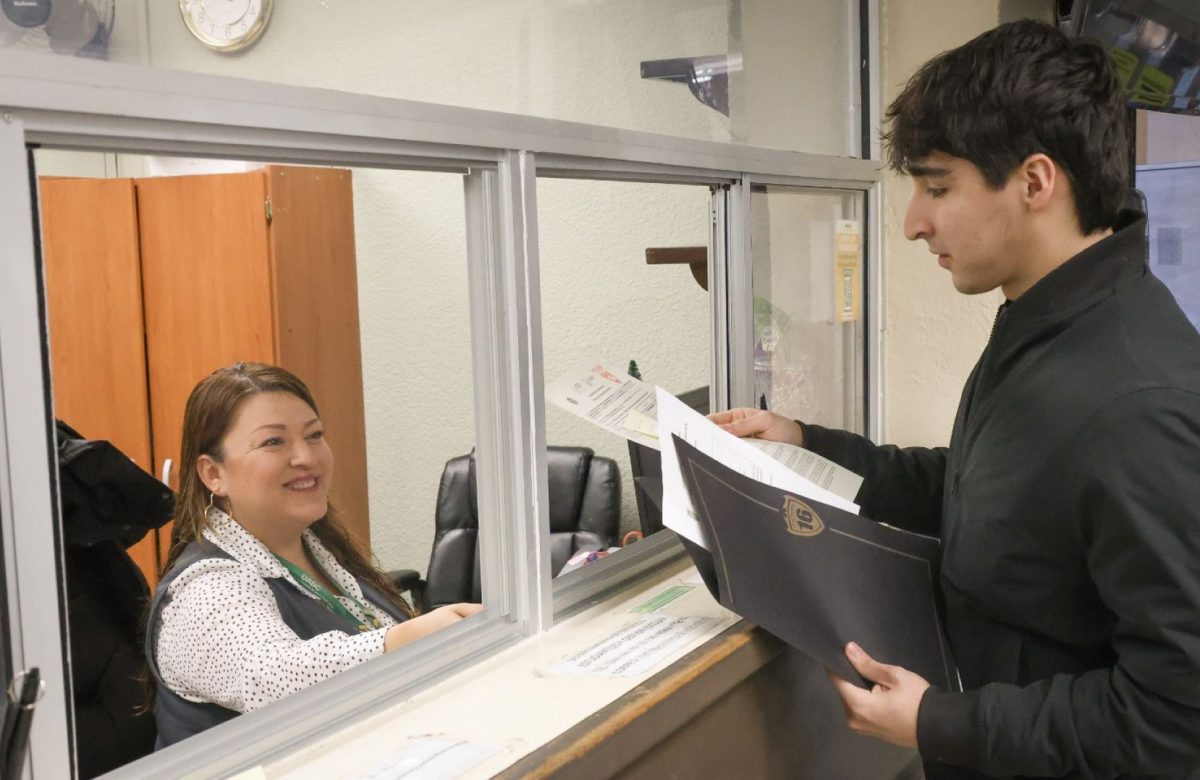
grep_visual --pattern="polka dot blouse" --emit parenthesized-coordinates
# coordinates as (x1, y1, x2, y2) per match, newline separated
(153, 508, 397, 713)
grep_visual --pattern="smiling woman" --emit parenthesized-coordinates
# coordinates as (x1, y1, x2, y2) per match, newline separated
(145, 363, 482, 748)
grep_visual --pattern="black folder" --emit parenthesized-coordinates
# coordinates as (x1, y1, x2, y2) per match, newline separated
(672, 434, 959, 690)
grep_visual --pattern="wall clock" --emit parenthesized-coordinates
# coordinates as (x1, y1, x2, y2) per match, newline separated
(179, 0, 272, 53)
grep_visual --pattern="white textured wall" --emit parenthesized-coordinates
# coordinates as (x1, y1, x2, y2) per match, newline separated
(349, 170, 475, 571)
(142, 1, 726, 141)
(880, 0, 1009, 447)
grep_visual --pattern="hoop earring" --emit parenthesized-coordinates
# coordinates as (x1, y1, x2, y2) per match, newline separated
(205, 492, 215, 514)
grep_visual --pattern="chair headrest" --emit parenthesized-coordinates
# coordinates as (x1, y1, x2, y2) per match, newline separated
(435, 446, 617, 535)
(545, 446, 593, 530)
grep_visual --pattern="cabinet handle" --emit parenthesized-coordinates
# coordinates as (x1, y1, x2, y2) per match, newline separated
(160, 458, 173, 487)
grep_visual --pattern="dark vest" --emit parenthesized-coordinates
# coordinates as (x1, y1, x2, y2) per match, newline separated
(145, 539, 408, 749)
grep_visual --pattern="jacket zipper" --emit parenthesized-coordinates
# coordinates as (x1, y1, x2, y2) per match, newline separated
(951, 303, 1008, 499)
(966, 303, 1008, 429)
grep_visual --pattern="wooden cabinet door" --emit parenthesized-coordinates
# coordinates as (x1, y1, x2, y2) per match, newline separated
(39, 177, 162, 585)
(136, 172, 276, 562)
(266, 166, 370, 544)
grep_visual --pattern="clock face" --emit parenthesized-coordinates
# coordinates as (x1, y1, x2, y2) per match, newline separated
(179, 0, 273, 53)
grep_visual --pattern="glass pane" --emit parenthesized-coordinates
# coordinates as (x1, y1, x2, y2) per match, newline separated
(3, 1, 858, 156)
(32, 149, 481, 772)
(353, 168, 478, 581)
(1138, 163, 1200, 329)
(750, 185, 866, 432)
(538, 177, 712, 572)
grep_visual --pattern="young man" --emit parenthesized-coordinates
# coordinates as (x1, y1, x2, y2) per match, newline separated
(713, 20, 1200, 779)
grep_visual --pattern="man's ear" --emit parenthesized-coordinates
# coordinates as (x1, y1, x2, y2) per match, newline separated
(197, 455, 223, 495)
(1018, 153, 1057, 211)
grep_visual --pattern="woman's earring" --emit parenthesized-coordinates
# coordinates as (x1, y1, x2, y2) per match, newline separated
(205, 491, 215, 513)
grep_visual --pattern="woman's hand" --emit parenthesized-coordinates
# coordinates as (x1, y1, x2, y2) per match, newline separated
(828, 642, 930, 748)
(384, 603, 484, 651)
(708, 408, 804, 446)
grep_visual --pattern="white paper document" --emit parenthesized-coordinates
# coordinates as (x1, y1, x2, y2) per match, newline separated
(545, 363, 660, 449)
(742, 438, 863, 499)
(545, 364, 864, 501)
(356, 737, 501, 780)
(546, 615, 724, 678)
(657, 387, 861, 548)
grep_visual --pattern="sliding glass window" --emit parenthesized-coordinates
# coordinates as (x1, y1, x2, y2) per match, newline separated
(750, 185, 868, 433)
(536, 177, 714, 581)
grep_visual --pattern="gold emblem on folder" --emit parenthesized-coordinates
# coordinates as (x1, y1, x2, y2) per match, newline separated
(783, 495, 824, 537)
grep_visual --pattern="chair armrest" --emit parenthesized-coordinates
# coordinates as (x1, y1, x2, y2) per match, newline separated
(387, 569, 426, 615)
(388, 568, 423, 592)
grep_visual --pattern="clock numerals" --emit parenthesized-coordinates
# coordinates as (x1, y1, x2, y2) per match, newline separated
(181, 0, 271, 52)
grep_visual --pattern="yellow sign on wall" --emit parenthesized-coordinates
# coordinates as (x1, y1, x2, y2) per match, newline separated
(834, 220, 861, 323)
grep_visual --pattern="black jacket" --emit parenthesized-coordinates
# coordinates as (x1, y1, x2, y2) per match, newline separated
(803, 211, 1200, 778)
(56, 420, 174, 776)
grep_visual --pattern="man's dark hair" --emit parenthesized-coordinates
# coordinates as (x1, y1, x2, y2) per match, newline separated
(883, 19, 1129, 234)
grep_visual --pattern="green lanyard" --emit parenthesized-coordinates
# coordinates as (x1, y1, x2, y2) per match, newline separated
(273, 554, 383, 632)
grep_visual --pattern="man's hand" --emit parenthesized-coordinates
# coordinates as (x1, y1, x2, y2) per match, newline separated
(828, 642, 930, 748)
(708, 408, 804, 446)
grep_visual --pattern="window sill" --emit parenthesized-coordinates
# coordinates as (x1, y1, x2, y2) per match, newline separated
(265, 558, 745, 778)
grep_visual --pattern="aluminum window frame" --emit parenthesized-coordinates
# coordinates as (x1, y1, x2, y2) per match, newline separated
(0, 45, 881, 778)
(536, 169, 878, 613)
(0, 115, 75, 780)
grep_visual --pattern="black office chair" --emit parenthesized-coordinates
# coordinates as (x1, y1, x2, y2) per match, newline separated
(395, 446, 620, 612)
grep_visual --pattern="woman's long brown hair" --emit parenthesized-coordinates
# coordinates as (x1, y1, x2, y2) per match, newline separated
(166, 362, 414, 617)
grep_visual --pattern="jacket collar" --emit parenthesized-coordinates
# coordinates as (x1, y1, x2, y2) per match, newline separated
(981, 208, 1148, 369)
(1003, 208, 1147, 327)
(956, 209, 1149, 431)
